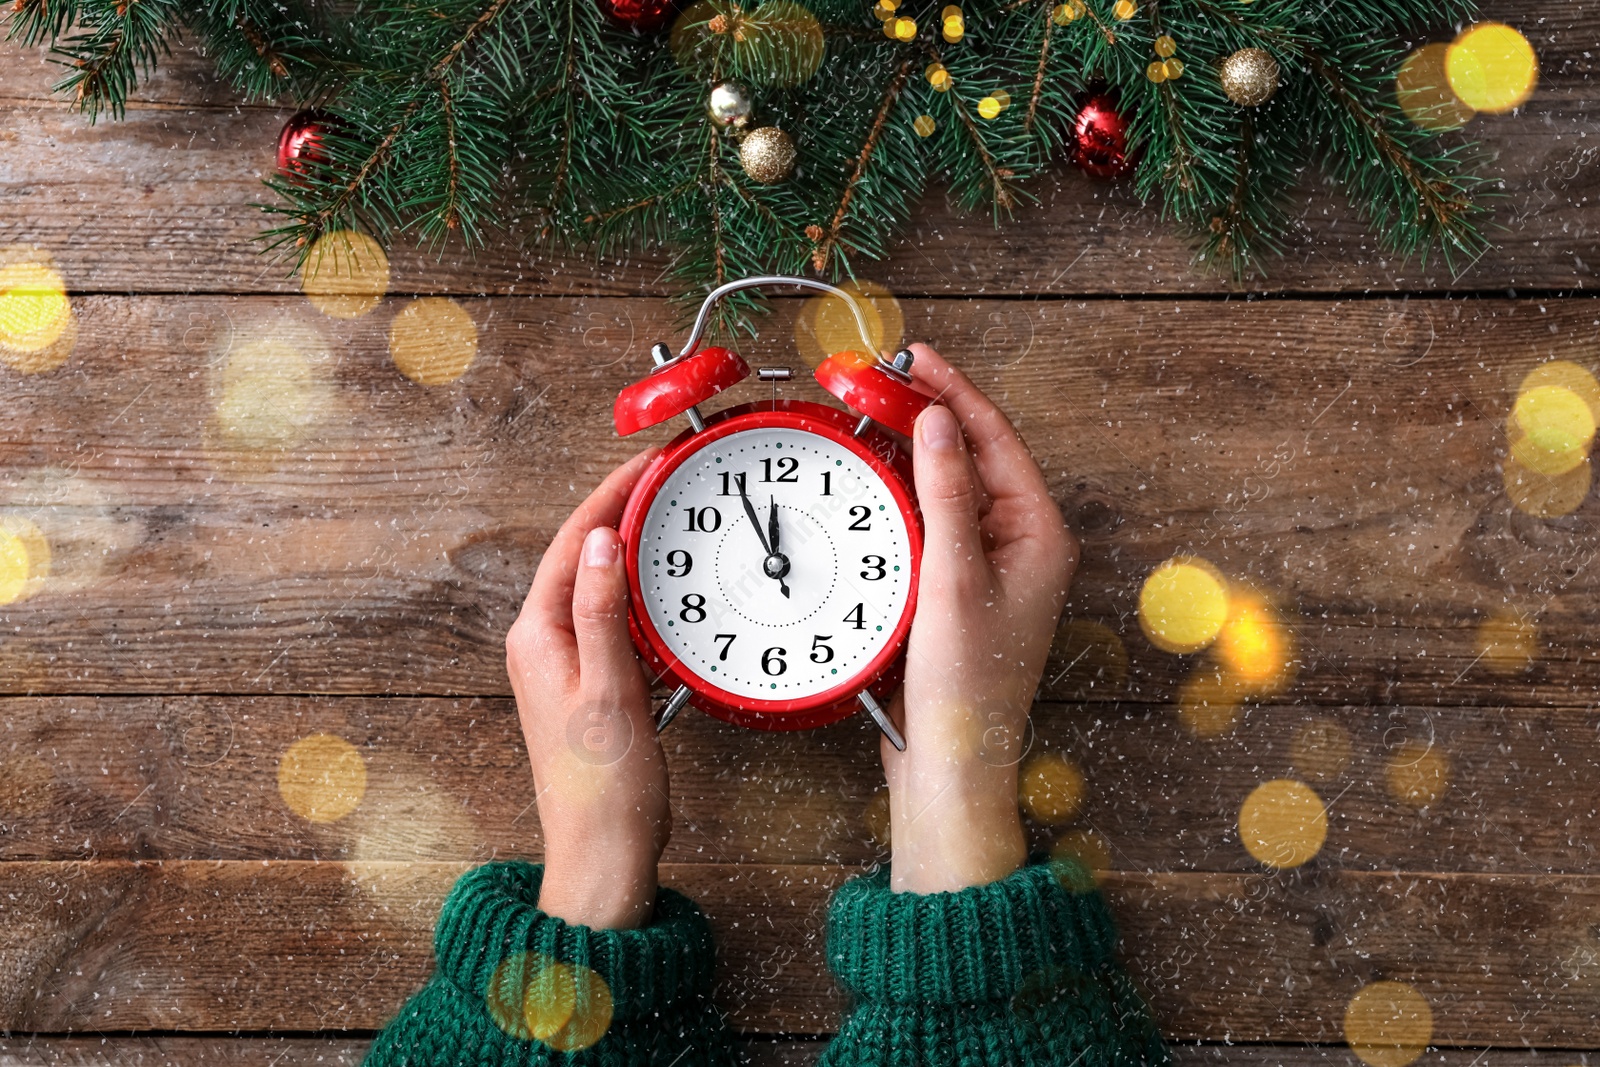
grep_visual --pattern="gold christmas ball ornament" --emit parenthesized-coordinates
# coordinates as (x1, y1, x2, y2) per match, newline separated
(708, 80, 755, 127)
(739, 126, 797, 182)
(1220, 47, 1280, 106)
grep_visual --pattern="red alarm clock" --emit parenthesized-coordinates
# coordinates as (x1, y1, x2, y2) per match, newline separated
(613, 277, 937, 749)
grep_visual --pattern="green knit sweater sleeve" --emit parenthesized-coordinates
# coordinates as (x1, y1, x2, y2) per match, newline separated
(821, 859, 1169, 1067)
(363, 861, 735, 1067)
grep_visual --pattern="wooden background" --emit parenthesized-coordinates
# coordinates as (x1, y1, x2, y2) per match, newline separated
(2, 3, 1599, 1063)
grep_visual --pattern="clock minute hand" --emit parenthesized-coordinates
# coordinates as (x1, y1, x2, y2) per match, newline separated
(735, 473, 773, 556)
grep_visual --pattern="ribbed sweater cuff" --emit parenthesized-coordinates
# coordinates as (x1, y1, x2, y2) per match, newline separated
(433, 861, 715, 1022)
(826, 859, 1119, 1005)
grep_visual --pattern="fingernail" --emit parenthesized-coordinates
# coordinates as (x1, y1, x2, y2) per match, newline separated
(919, 405, 960, 452)
(583, 527, 621, 567)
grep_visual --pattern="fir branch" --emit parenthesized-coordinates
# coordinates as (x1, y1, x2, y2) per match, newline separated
(265, 100, 421, 256)
(934, 55, 1017, 211)
(1306, 47, 1477, 249)
(6, 0, 84, 45)
(1152, 80, 1202, 198)
(534, 0, 581, 239)
(428, 0, 513, 81)
(1203, 111, 1270, 272)
(812, 58, 913, 273)
(233, 13, 288, 79)
(707, 128, 728, 286)
(1023, 4, 1053, 135)
(438, 78, 462, 232)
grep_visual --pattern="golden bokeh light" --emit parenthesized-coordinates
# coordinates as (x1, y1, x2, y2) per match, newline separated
(1385, 740, 1451, 808)
(1518, 360, 1600, 420)
(1176, 667, 1244, 738)
(1049, 829, 1111, 888)
(794, 279, 903, 370)
(1476, 608, 1537, 675)
(522, 961, 579, 1042)
(1239, 779, 1327, 869)
(1395, 44, 1474, 132)
(0, 526, 30, 607)
(0, 252, 77, 374)
(1290, 718, 1353, 783)
(389, 297, 479, 385)
(486, 952, 612, 1051)
(1446, 22, 1537, 114)
(277, 732, 367, 823)
(1047, 619, 1129, 700)
(210, 337, 326, 460)
(0, 516, 48, 606)
(546, 963, 614, 1052)
(302, 230, 390, 319)
(1018, 752, 1085, 825)
(1344, 981, 1434, 1067)
(1508, 384, 1594, 476)
(1504, 453, 1590, 518)
(1139, 556, 1229, 654)
(1213, 593, 1293, 695)
(488, 953, 570, 1040)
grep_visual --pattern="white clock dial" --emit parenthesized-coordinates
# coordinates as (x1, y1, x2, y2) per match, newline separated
(637, 426, 913, 703)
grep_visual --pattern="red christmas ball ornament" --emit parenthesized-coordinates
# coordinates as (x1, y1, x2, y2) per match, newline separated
(1070, 94, 1133, 180)
(597, 0, 680, 33)
(276, 110, 332, 180)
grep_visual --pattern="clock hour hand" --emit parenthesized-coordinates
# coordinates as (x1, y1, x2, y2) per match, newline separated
(765, 495, 790, 599)
(736, 474, 789, 597)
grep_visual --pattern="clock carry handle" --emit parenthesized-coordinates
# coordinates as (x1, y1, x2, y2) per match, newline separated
(675, 276, 880, 364)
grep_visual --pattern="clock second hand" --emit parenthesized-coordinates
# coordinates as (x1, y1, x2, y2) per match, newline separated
(735, 473, 790, 598)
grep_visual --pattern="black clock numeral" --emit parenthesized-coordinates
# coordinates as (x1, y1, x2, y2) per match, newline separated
(761, 456, 799, 483)
(714, 633, 736, 661)
(844, 603, 866, 630)
(861, 555, 886, 580)
(761, 646, 788, 675)
(718, 471, 733, 496)
(821, 470, 832, 497)
(810, 635, 834, 664)
(666, 550, 693, 577)
(847, 506, 872, 531)
(683, 506, 722, 533)
(679, 593, 707, 623)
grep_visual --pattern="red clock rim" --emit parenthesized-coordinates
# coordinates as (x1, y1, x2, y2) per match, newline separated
(619, 401, 922, 728)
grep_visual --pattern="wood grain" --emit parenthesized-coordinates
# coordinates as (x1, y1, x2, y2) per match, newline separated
(2, 861, 1598, 1044)
(4, 295, 1600, 705)
(2, 696, 1596, 875)
(0, 3, 1594, 297)
(0, 1038, 1594, 1066)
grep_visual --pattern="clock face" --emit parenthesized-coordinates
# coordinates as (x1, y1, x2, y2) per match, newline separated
(632, 419, 916, 710)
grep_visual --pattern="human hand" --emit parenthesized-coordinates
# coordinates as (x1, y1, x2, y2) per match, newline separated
(506, 450, 669, 929)
(883, 346, 1078, 894)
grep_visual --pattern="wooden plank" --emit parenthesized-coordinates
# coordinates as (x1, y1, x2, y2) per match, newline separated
(3, 697, 1597, 875)
(0, 3, 1595, 296)
(0, 1037, 368, 1066)
(5, 294, 1600, 706)
(0, 1037, 1595, 1066)
(2, 861, 1598, 1044)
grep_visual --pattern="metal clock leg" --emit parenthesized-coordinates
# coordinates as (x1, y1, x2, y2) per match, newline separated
(655, 684, 693, 733)
(858, 690, 906, 751)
